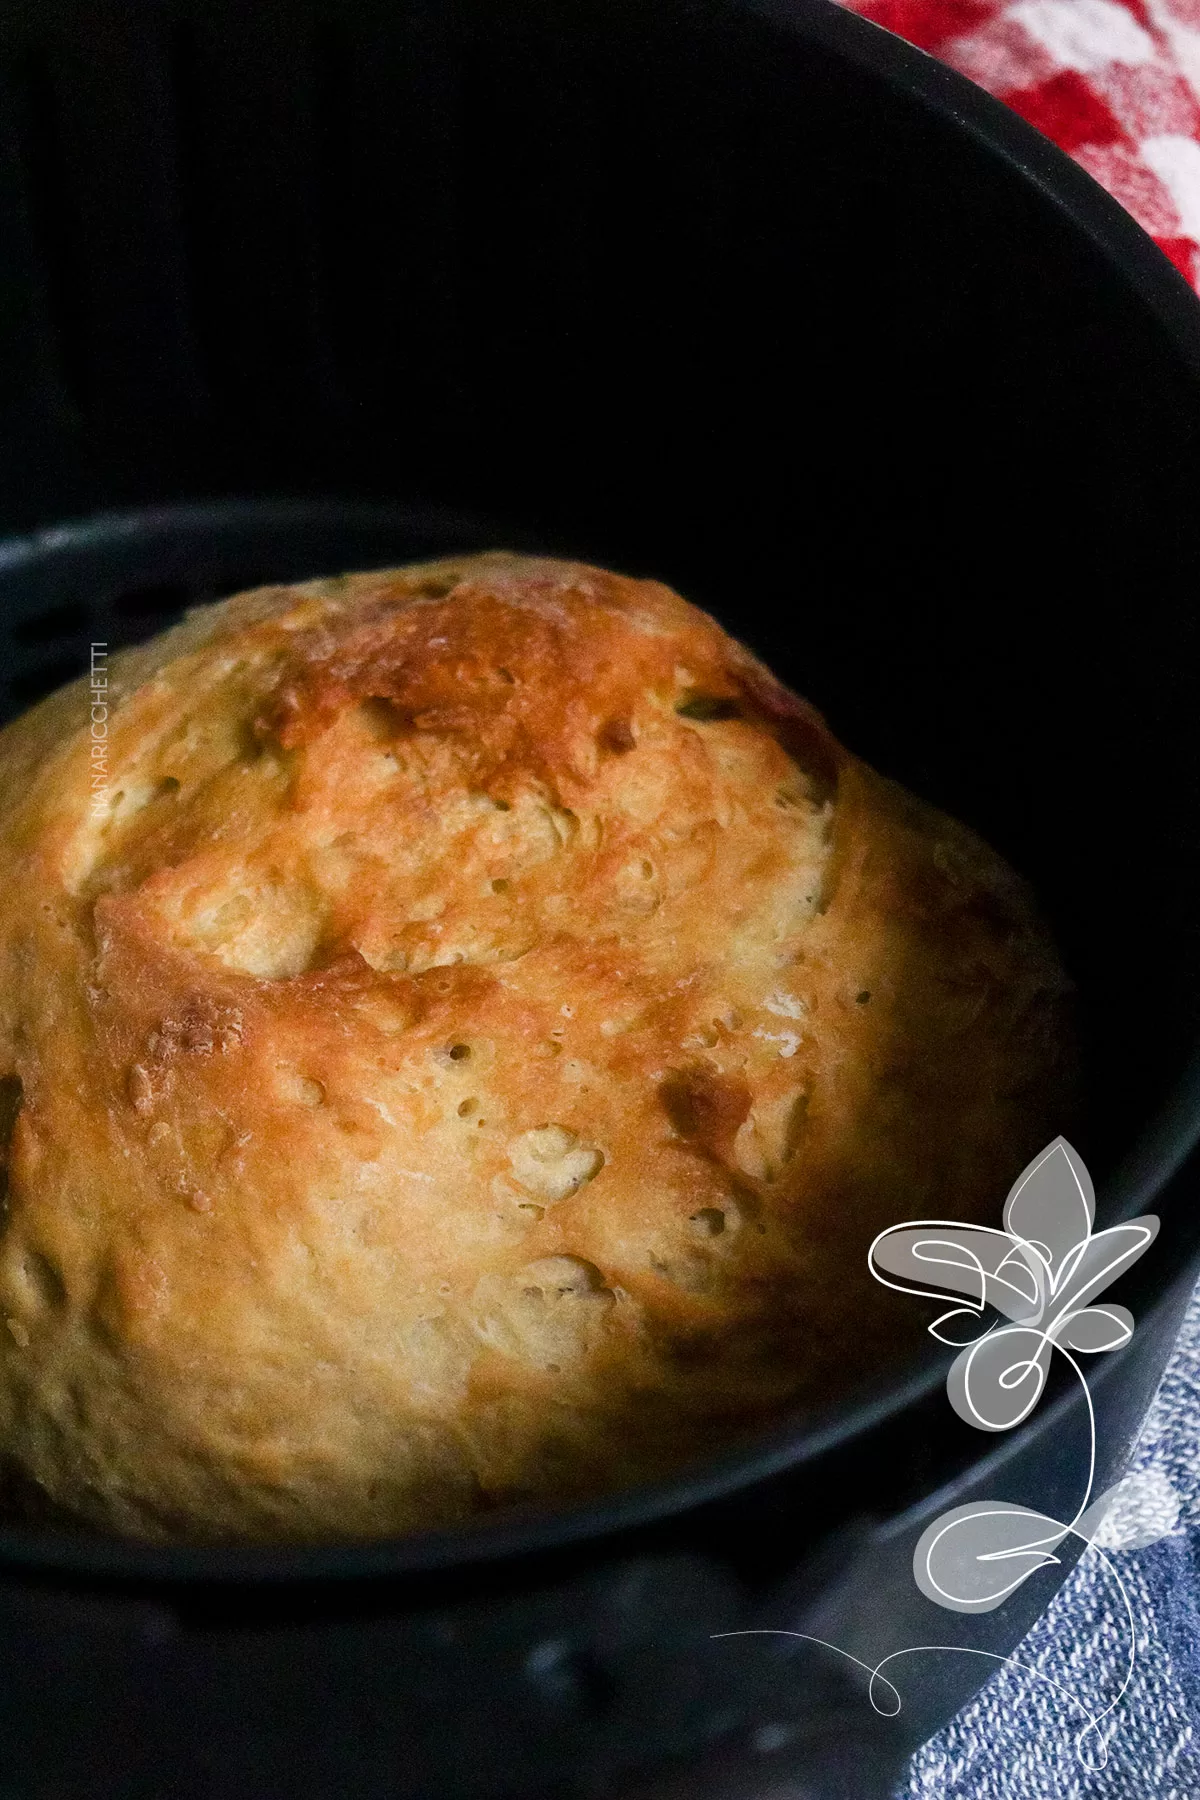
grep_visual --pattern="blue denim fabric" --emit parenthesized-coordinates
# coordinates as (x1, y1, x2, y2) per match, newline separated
(900, 1277, 1200, 1797)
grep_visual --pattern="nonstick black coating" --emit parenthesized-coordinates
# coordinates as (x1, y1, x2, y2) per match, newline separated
(1, 0, 1200, 1793)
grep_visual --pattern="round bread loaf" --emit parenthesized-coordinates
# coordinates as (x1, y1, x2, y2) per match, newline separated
(0, 553, 1074, 1541)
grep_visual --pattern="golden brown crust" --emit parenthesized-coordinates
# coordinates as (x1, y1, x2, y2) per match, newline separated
(0, 554, 1076, 1540)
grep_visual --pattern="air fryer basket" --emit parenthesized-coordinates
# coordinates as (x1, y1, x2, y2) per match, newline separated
(2, 1, 1200, 1797)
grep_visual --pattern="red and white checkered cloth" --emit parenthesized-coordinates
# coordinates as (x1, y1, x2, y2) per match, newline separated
(839, 0, 1200, 287)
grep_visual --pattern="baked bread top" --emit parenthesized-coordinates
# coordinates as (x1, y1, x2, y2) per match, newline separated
(0, 553, 1075, 1540)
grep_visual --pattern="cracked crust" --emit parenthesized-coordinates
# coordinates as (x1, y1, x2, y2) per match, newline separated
(0, 553, 1076, 1540)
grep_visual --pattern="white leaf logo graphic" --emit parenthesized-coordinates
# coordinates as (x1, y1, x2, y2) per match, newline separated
(913, 1503, 1068, 1614)
(1003, 1134, 1095, 1280)
(1058, 1305, 1134, 1355)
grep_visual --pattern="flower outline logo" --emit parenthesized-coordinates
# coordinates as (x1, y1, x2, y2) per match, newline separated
(869, 1137, 1158, 1436)
(714, 1136, 1165, 1770)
